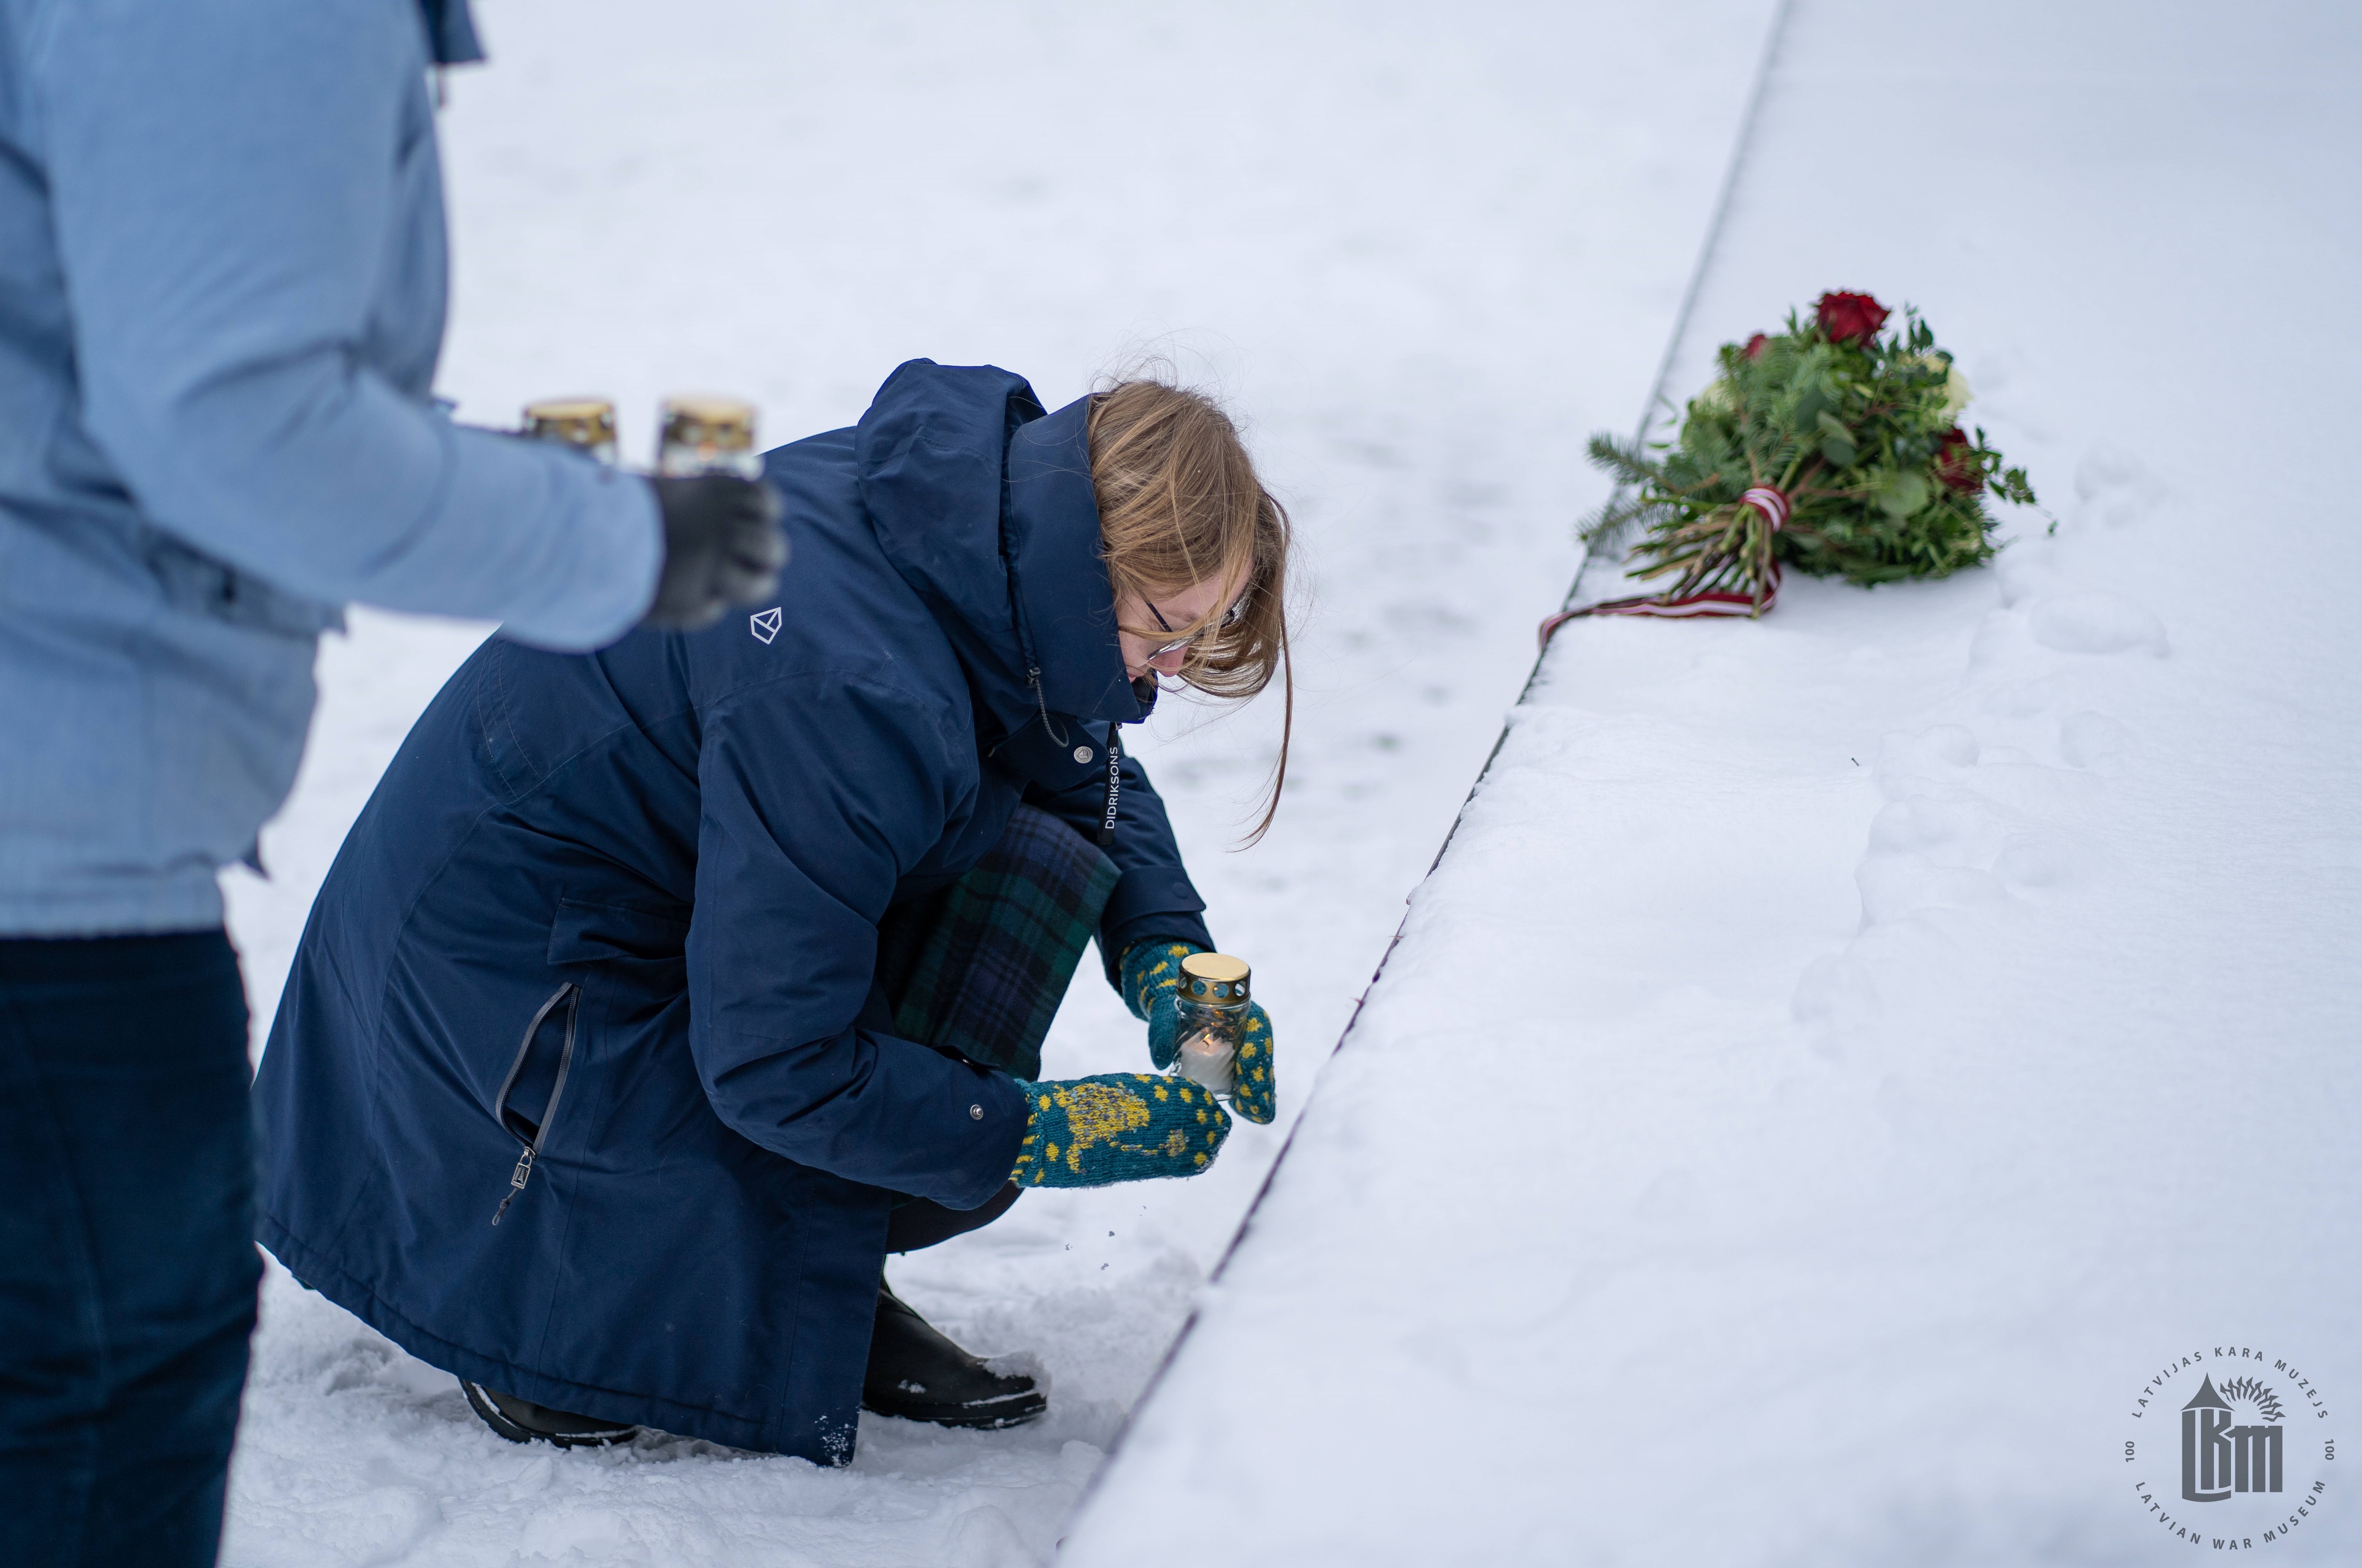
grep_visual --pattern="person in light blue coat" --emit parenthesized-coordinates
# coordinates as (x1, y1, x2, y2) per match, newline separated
(0, 3, 783, 1563)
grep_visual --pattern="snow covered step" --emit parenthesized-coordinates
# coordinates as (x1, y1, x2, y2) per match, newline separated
(1061, 3, 2362, 1562)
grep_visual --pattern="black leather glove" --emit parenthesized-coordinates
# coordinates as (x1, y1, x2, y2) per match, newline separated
(643, 475, 788, 630)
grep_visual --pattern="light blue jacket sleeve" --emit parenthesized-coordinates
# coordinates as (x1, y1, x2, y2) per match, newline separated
(30, 0, 660, 650)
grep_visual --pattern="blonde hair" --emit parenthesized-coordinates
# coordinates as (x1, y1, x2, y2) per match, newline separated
(1087, 380, 1293, 845)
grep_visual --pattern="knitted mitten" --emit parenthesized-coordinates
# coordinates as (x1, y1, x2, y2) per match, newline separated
(1010, 1074, 1230, 1187)
(1120, 939, 1277, 1126)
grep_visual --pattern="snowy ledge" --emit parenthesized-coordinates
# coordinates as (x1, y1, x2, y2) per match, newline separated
(1061, 3, 2362, 1562)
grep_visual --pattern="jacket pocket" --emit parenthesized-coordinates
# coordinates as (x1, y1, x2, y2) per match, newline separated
(489, 982, 580, 1228)
(547, 897, 690, 966)
(140, 528, 345, 639)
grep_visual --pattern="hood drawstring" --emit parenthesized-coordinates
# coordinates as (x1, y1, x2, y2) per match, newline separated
(1026, 667, 1069, 748)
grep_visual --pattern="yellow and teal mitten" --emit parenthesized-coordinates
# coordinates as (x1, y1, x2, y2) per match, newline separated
(1119, 939, 1277, 1126)
(1009, 1074, 1231, 1187)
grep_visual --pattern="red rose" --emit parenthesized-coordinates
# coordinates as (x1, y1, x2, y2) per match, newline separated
(1816, 290, 1889, 346)
(1935, 427, 1984, 494)
(1743, 332, 1768, 360)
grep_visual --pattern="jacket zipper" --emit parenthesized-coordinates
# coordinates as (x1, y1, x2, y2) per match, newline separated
(489, 982, 580, 1227)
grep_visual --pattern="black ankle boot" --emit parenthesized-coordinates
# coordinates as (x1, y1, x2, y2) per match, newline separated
(861, 1282, 1047, 1429)
(460, 1379, 639, 1447)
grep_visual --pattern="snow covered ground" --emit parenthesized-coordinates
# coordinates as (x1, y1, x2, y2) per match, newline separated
(1064, 3, 2362, 1565)
(215, 2, 1775, 1562)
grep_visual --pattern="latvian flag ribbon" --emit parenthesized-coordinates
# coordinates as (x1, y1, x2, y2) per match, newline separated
(1536, 485, 1789, 648)
(1737, 485, 1789, 531)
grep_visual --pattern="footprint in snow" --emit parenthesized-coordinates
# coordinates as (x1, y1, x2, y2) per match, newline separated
(1792, 952, 1881, 1041)
(1855, 851, 2007, 926)
(1875, 723, 1980, 801)
(2029, 591, 2167, 657)
(1995, 547, 2065, 609)
(1868, 793, 1990, 856)
(2074, 443, 2173, 529)
(1993, 832, 2077, 894)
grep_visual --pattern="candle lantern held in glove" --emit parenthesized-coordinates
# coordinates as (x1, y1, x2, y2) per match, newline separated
(659, 396, 762, 479)
(1170, 951, 1251, 1101)
(521, 398, 619, 466)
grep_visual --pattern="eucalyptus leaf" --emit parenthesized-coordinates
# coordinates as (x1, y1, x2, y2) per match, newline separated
(1876, 469, 1930, 517)
(1815, 412, 1857, 467)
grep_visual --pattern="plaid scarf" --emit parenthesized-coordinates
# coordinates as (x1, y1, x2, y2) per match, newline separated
(871, 803, 1119, 1081)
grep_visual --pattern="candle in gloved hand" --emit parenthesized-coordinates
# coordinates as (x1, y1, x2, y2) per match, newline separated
(1169, 952, 1251, 1102)
(522, 398, 619, 465)
(658, 396, 763, 479)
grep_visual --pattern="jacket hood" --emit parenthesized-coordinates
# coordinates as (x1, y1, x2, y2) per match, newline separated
(854, 360, 1143, 747)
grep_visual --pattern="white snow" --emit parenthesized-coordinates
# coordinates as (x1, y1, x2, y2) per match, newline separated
(1062, 3, 2362, 1564)
(216, 1, 1774, 1562)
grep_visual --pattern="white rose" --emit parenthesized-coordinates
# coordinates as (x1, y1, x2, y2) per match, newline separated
(1913, 353, 1973, 419)
(1942, 365, 1973, 419)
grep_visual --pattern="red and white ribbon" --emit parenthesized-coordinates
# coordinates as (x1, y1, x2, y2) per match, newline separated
(1537, 569, 1781, 646)
(1739, 485, 1789, 531)
(1536, 487, 1790, 648)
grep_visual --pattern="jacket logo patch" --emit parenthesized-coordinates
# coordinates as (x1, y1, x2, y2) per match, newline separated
(749, 607, 782, 644)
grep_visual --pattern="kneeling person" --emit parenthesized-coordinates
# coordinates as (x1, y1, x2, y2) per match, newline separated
(253, 363, 1289, 1462)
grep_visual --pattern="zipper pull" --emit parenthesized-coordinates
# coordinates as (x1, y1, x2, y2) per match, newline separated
(490, 1145, 535, 1227)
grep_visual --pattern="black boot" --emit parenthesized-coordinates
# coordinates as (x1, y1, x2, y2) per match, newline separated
(861, 1281, 1047, 1429)
(460, 1379, 639, 1448)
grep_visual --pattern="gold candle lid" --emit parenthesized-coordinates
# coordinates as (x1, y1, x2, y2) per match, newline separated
(660, 396, 757, 451)
(1180, 951, 1251, 1005)
(522, 397, 616, 450)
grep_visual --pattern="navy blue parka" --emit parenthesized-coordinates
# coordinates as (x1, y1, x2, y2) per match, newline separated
(253, 363, 1213, 1462)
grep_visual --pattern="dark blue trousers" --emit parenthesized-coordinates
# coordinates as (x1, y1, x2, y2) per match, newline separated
(0, 932, 259, 1568)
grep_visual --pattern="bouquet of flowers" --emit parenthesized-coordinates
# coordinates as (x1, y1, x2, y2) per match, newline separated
(1574, 291, 2036, 621)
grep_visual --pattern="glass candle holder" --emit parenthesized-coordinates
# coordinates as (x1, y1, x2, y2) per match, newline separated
(657, 396, 762, 479)
(521, 397, 619, 465)
(1169, 952, 1251, 1101)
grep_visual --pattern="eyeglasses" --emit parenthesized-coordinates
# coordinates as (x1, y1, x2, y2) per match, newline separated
(1144, 593, 1249, 665)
